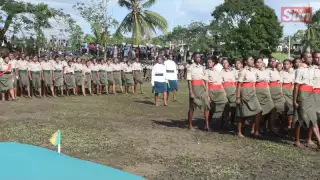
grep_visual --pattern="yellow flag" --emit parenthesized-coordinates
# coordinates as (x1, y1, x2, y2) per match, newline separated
(49, 130, 61, 146)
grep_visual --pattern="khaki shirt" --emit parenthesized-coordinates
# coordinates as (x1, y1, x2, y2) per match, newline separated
(123, 64, 133, 73)
(280, 69, 295, 84)
(105, 64, 114, 72)
(313, 66, 320, 88)
(73, 63, 83, 71)
(28, 62, 42, 72)
(90, 64, 100, 72)
(83, 66, 91, 74)
(205, 68, 223, 84)
(52, 62, 63, 71)
(268, 68, 282, 82)
(295, 65, 314, 86)
(99, 64, 107, 71)
(234, 69, 241, 81)
(41, 61, 52, 71)
(221, 69, 236, 82)
(186, 63, 206, 81)
(9, 59, 17, 69)
(132, 62, 143, 71)
(64, 66, 75, 74)
(112, 63, 122, 71)
(120, 62, 126, 70)
(16, 60, 29, 70)
(255, 68, 269, 82)
(238, 67, 257, 82)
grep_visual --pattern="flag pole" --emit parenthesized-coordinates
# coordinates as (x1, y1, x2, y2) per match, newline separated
(58, 144, 61, 153)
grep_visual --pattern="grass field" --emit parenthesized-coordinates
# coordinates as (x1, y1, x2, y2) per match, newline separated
(271, 52, 288, 62)
(0, 81, 320, 180)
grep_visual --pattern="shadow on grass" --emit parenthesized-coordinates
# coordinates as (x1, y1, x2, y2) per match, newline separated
(134, 100, 154, 105)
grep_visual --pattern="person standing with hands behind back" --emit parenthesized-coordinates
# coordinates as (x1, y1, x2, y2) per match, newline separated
(151, 56, 167, 106)
(187, 53, 210, 131)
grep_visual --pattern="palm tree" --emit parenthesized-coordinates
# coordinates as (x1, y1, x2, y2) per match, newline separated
(116, 0, 168, 45)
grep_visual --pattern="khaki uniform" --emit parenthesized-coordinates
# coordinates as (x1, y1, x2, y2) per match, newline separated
(313, 66, 320, 123)
(83, 65, 92, 89)
(64, 65, 76, 89)
(105, 64, 114, 85)
(237, 67, 262, 117)
(221, 69, 237, 107)
(90, 63, 101, 86)
(132, 62, 143, 84)
(9, 59, 17, 88)
(255, 68, 274, 115)
(41, 61, 53, 87)
(0, 62, 13, 91)
(187, 63, 210, 109)
(268, 68, 286, 112)
(112, 63, 122, 85)
(123, 64, 134, 86)
(16, 60, 30, 87)
(280, 69, 295, 115)
(28, 62, 42, 89)
(73, 63, 83, 86)
(99, 64, 107, 85)
(293, 65, 317, 128)
(52, 62, 64, 87)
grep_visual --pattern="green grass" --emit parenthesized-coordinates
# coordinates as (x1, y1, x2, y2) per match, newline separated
(0, 81, 320, 180)
(272, 52, 288, 62)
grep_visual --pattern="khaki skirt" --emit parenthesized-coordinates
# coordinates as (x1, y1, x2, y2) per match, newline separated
(269, 82, 286, 113)
(208, 84, 228, 116)
(113, 71, 122, 85)
(146, 69, 151, 78)
(293, 85, 317, 128)
(124, 72, 134, 86)
(54, 71, 64, 87)
(65, 73, 76, 89)
(239, 83, 262, 117)
(92, 71, 101, 86)
(43, 70, 52, 87)
(107, 72, 114, 85)
(99, 71, 107, 85)
(19, 70, 30, 87)
(314, 89, 320, 123)
(84, 73, 92, 89)
(134, 70, 143, 84)
(0, 73, 13, 91)
(31, 71, 41, 89)
(75, 71, 83, 86)
(223, 82, 237, 108)
(282, 83, 294, 115)
(189, 80, 210, 110)
(255, 82, 275, 115)
(12, 71, 17, 88)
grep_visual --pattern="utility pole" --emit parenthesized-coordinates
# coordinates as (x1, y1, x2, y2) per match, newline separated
(288, 35, 291, 59)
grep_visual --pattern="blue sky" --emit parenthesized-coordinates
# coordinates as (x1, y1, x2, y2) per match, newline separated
(20, 0, 320, 37)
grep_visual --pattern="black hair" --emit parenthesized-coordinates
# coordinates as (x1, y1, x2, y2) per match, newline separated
(254, 57, 263, 64)
(283, 59, 292, 64)
(312, 51, 320, 58)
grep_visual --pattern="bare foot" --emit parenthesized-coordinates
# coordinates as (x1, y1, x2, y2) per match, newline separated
(237, 133, 244, 138)
(294, 142, 305, 148)
(307, 141, 318, 149)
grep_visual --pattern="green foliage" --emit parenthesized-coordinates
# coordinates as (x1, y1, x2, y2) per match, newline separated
(116, 0, 168, 45)
(69, 24, 84, 50)
(211, 0, 283, 58)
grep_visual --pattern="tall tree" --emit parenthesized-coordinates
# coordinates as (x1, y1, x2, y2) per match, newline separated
(69, 24, 84, 51)
(211, 0, 283, 58)
(73, 0, 118, 59)
(305, 9, 320, 52)
(116, 0, 168, 45)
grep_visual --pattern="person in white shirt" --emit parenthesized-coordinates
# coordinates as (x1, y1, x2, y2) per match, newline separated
(99, 59, 108, 95)
(123, 60, 135, 94)
(90, 58, 101, 95)
(52, 56, 64, 96)
(28, 56, 43, 98)
(105, 59, 115, 95)
(112, 58, 124, 94)
(64, 60, 76, 96)
(83, 60, 93, 96)
(16, 56, 31, 98)
(132, 57, 144, 94)
(9, 53, 17, 99)
(41, 55, 55, 97)
(145, 63, 152, 81)
(120, 58, 127, 91)
(151, 56, 168, 106)
(164, 55, 178, 101)
(0, 56, 15, 101)
(74, 57, 84, 95)
(213, 57, 223, 72)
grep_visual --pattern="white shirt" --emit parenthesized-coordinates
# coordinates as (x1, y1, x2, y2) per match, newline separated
(123, 64, 133, 72)
(41, 61, 52, 71)
(83, 66, 91, 74)
(16, 60, 29, 70)
(105, 64, 114, 72)
(61, 60, 68, 68)
(151, 63, 167, 86)
(64, 65, 75, 74)
(0, 62, 12, 72)
(73, 63, 83, 71)
(164, 60, 178, 80)
(113, 63, 122, 71)
(9, 59, 17, 69)
(213, 63, 223, 72)
(52, 61, 63, 71)
(28, 62, 42, 72)
(132, 62, 143, 71)
(90, 64, 100, 71)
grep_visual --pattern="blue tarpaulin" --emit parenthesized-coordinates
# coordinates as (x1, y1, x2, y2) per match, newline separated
(0, 142, 145, 180)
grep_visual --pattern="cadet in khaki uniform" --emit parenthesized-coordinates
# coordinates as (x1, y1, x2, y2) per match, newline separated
(90, 58, 101, 95)
(52, 56, 64, 97)
(236, 57, 262, 137)
(73, 57, 84, 96)
(106, 59, 115, 95)
(254, 58, 275, 133)
(187, 53, 210, 131)
(112, 58, 123, 94)
(120, 58, 126, 91)
(220, 59, 237, 127)
(313, 52, 320, 127)
(83, 61, 93, 96)
(99, 59, 108, 95)
(281, 59, 295, 129)
(16, 57, 31, 98)
(205, 57, 228, 124)
(64, 60, 76, 96)
(293, 52, 320, 148)
(123, 60, 135, 94)
(41, 56, 55, 97)
(0, 56, 15, 101)
(132, 57, 144, 94)
(28, 56, 43, 98)
(9, 53, 17, 99)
